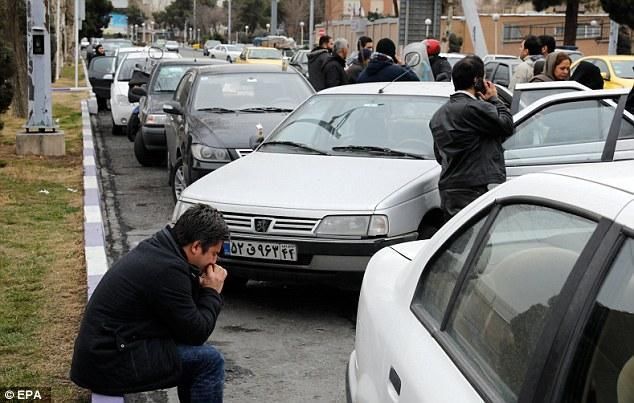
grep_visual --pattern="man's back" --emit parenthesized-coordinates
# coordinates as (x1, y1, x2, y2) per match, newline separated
(307, 48, 330, 90)
(356, 55, 419, 83)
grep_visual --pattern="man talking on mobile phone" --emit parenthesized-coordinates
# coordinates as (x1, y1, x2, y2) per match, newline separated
(71, 204, 230, 402)
(429, 55, 514, 222)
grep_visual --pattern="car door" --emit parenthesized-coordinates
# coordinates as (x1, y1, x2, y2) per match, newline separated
(165, 71, 194, 172)
(504, 89, 634, 178)
(510, 81, 588, 114)
(492, 63, 511, 87)
(405, 199, 608, 402)
(88, 56, 115, 99)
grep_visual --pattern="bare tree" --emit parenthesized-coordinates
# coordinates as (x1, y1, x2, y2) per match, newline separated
(280, 0, 308, 38)
(199, 5, 226, 36)
(6, 0, 27, 118)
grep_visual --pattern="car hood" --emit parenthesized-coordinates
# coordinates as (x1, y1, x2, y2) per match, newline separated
(147, 93, 175, 113)
(190, 112, 288, 148)
(182, 152, 440, 211)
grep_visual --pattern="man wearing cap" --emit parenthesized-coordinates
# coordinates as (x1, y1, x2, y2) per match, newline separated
(356, 38, 419, 83)
(425, 39, 452, 82)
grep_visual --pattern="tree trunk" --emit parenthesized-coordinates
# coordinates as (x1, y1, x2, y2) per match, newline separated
(7, 0, 27, 118)
(563, 0, 579, 46)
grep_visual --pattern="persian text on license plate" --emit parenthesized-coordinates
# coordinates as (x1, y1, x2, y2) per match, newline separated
(223, 240, 298, 261)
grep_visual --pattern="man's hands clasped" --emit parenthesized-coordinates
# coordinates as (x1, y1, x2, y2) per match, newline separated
(200, 263, 227, 293)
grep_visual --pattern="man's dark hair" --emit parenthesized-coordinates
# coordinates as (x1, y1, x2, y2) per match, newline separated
(539, 35, 556, 54)
(318, 35, 332, 48)
(173, 204, 230, 252)
(357, 36, 372, 51)
(523, 35, 542, 55)
(452, 55, 485, 91)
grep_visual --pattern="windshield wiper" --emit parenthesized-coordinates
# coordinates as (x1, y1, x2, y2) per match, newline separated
(261, 141, 329, 155)
(331, 145, 430, 159)
(238, 107, 293, 113)
(197, 107, 236, 113)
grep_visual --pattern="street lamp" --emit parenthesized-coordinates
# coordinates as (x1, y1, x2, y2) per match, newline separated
(590, 19, 599, 38)
(150, 21, 155, 43)
(197, 28, 200, 44)
(424, 18, 432, 38)
(266, 23, 270, 33)
(245, 25, 249, 39)
(142, 22, 146, 43)
(134, 24, 138, 42)
(492, 13, 500, 54)
(300, 21, 304, 47)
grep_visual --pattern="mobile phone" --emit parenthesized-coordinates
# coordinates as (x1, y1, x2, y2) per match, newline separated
(474, 77, 487, 94)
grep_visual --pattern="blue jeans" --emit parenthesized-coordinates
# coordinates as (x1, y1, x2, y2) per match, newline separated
(176, 344, 224, 403)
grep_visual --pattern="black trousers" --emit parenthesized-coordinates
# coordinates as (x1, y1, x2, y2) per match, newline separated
(440, 186, 489, 222)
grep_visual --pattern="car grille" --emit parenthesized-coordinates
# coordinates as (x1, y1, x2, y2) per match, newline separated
(220, 211, 319, 235)
(235, 149, 253, 158)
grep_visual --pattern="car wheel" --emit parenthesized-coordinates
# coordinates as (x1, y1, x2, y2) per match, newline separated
(134, 132, 163, 167)
(111, 119, 123, 135)
(171, 158, 187, 203)
(227, 56, 232, 63)
(211, 54, 215, 58)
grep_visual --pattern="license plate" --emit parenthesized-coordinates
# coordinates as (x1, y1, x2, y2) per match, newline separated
(223, 240, 298, 261)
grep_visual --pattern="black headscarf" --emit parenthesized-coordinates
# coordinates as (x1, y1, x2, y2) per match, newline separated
(571, 61, 604, 90)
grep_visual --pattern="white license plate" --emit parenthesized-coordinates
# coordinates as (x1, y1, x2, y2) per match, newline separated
(223, 240, 298, 261)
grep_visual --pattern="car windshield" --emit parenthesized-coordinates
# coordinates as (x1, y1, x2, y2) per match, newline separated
(611, 60, 634, 79)
(248, 48, 282, 59)
(151, 65, 191, 92)
(263, 94, 445, 157)
(193, 72, 312, 111)
(166, 41, 178, 46)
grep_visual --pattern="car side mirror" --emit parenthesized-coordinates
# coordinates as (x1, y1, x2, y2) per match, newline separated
(163, 101, 183, 115)
(249, 134, 264, 149)
(130, 86, 147, 97)
(601, 71, 610, 81)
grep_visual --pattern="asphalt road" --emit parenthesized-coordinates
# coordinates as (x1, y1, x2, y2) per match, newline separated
(91, 107, 358, 402)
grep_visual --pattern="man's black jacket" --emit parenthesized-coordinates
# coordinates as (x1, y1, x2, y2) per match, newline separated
(307, 48, 330, 91)
(70, 227, 223, 395)
(322, 54, 349, 88)
(429, 92, 514, 191)
(356, 53, 419, 83)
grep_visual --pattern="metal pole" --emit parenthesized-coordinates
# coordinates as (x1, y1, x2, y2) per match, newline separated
(74, 0, 78, 88)
(193, 0, 196, 45)
(228, 0, 231, 44)
(271, 0, 277, 36)
(27, 0, 55, 129)
(608, 20, 618, 55)
(404, 0, 409, 46)
(308, 0, 314, 48)
(55, 0, 61, 81)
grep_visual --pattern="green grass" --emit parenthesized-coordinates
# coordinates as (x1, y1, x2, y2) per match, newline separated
(0, 64, 88, 401)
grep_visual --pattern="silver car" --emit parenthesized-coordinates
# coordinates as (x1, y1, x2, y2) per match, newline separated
(172, 83, 634, 283)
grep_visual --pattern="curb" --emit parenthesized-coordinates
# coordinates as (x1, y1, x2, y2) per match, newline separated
(82, 100, 109, 298)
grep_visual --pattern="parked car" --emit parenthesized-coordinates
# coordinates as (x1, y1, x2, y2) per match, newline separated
(203, 40, 221, 56)
(509, 80, 590, 113)
(153, 39, 167, 49)
(114, 46, 147, 71)
(440, 52, 467, 67)
(165, 41, 179, 52)
(347, 160, 634, 403)
(289, 49, 309, 77)
(101, 39, 134, 56)
(171, 83, 634, 286)
(572, 55, 634, 89)
(485, 58, 522, 88)
(208, 44, 243, 62)
(236, 46, 284, 65)
(133, 58, 228, 166)
(164, 64, 314, 200)
(482, 54, 520, 63)
(87, 55, 116, 109)
(80, 37, 90, 49)
(556, 47, 584, 62)
(110, 51, 180, 134)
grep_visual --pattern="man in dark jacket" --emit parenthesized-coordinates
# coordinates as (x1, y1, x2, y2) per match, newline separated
(430, 55, 514, 220)
(425, 38, 452, 82)
(71, 204, 230, 401)
(307, 35, 333, 91)
(356, 38, 419, 83)
(322, 38, 349, 88)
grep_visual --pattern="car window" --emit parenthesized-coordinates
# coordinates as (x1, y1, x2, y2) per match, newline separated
(416, 216, 487, 323)
(446, 204, 597, 400)
(151, 65, 192, 93)
(175, 73, 194, 105)
(485, 63, 497, 80)
(591, 59, 609, 76)
(611, 60, 634, 79)
(265, 94, 446, 157)
(117, 58, 146, 81)
(493, 64, 510, 86)
(89, 57, 115, 75)
(505, 99, 623, 163)
(248, 48, 283, 59)
(562, 237, 634, 403)
(516, 88, 581, 111)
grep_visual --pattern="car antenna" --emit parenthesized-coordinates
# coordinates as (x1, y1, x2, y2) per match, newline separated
(377, 53, 420, 94)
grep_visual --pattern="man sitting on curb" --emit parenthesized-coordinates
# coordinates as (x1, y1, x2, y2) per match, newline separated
(70, 204, 230, 402)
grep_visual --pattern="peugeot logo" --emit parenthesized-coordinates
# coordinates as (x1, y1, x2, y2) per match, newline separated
(253, 218, 272, 233)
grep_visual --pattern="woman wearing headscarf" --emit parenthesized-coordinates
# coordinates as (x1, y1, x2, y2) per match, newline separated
(530, 51, 572, 83)
(571, 61, 604, 89)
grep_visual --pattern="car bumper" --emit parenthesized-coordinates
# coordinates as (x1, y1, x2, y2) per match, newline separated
(141, 125, 166, 150)
(112, 102, 136, 126)
(218, 231, 418, 280)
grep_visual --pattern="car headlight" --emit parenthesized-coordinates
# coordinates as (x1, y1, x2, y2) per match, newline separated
(191, 144, 231, 162)
(116, 94, 128, 104)
(171, 200, 195, 222)
(315, 215, 388, 237)
(145, 113, 166, 125)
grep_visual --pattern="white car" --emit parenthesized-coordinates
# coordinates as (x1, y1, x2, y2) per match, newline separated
(347, 161, 634, 403)
(165, 40, 179, 52)
(172, 84, 634, 284)
(110, 51, 180, 134)
(208, 44, 243, 63)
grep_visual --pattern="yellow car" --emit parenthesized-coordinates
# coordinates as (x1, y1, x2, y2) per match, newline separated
(236, 46, 284, 65)
(572, 55, 634, 89)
